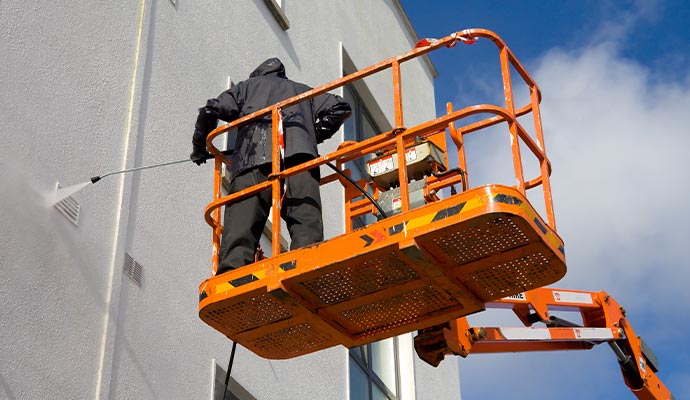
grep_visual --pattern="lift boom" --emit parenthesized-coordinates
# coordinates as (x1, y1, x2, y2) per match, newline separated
(414, 287, 674, 400)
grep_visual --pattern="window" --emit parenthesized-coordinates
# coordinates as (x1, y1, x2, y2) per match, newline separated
(343, 85, 381, 179)
(343, 85, 383, 228)
(263, 0, 289, 30)
(349, 338, 400, 400)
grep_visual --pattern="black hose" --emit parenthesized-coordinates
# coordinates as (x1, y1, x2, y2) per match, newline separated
(222, 341, 238, 400)
(325, 162, 388, 219)
(431, 167, 468, 193)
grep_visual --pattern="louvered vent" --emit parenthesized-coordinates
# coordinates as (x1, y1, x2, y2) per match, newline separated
(54, 195, 80, 226)
(123, 252, 143, 287)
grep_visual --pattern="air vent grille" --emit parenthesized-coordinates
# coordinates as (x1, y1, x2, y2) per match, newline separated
(123, 253, 143, 287)
(54, 196, 80, 226)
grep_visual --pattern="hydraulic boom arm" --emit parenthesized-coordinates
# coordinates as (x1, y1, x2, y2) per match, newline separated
(414, 287, 674, 400)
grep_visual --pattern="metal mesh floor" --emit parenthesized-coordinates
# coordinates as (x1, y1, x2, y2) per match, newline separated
(248, 322, 334, 358)
(199, 189, 566, 359)
(293, 248, 419, 307)
(417, 213, 566, 302)
(335, 285, 461, 337)
(201, 292, 293, 334)
(432, 215, 530, 265)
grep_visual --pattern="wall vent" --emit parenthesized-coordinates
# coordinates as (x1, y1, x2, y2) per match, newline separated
(123, 252, 143, 287)
(54, 195, 80, 226)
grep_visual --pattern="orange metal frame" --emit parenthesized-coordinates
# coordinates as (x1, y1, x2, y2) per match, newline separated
(414, 287, 673, 400)
(197, 29, 567, 359)
(203, 28, 556, 273)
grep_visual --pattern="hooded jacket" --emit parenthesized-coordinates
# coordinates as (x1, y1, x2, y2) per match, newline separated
(194, 58, 351, 175)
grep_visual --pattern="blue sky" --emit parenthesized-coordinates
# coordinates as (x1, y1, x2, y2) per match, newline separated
(401, 1, 690, 399)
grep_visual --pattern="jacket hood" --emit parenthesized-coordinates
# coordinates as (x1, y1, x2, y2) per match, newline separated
(249, 58, 286, 79)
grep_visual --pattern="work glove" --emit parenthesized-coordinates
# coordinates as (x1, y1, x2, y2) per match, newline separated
(315, 116, 337, 144)
(190, 143, 212, 166)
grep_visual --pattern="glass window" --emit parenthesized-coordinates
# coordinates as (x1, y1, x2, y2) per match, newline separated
(349, 337, 399, 400)
(343, 85, 380, 179)
(361, 111, 378, 139)
(343, 85, 383, 228)
(371, 338, 397, 394)
(263, 0, 289, 30)
(343, 87, 360, 141)
(372, 385, 388, 400)
(349, 357, 369, 400)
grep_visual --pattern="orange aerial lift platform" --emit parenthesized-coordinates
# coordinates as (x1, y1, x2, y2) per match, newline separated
(196, 29, 673, 399)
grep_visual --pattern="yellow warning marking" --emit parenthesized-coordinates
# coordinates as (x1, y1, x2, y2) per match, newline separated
(515, 202, 563, 249)
(462, 196, 485, 213)
(407, 191, 490, 231)
(254, 269, 267, 279)
(405, 212, 437, 230)
(215, 281, 234, 293)
(518, 202, 531, 216)
(544, 232, 563, 249)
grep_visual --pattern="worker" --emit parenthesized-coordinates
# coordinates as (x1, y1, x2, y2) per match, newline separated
(191, 57, 351, 275)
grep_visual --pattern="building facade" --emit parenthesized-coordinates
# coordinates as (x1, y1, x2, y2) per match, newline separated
(0, 1, 461, 399)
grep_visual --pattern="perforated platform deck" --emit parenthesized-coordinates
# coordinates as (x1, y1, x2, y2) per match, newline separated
(198, 184, 566, 359)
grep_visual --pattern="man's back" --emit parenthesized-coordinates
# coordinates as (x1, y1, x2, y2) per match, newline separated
(193, 57, 350, 175)
(228, 58, 349, 174)
(191, 57, 351, 274)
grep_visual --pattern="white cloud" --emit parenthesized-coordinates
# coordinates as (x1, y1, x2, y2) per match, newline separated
(539, 44, 690, 304)
(587, 0, 662, 47)
(457, 35, 690, 400)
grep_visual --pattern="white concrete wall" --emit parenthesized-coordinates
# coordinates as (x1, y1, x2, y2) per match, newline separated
(0, 1, 456, 399)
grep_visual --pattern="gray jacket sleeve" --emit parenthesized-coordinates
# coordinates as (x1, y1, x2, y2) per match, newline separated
(193, 88, 242, 147)
(312, 93, 352, 144)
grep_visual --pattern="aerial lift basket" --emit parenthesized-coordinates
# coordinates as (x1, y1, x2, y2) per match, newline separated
(199, 186, 565, 358)
(198, 29, 566, 359)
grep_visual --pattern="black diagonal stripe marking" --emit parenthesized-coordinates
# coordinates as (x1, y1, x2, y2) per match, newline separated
(558, 245, 565, 255)
(493, 194, 523, 205)
(199, 290, 208, 302)
(431, 202, 466, 223)
(389, 223, 405, 236)
(533, 217, 547, 234)
(280, 261, 296, 271)
(361, 234, 374, 247)
(230, 274, 259, 287)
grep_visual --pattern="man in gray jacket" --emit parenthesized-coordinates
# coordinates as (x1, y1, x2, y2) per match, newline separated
(192, 58, 351, 275)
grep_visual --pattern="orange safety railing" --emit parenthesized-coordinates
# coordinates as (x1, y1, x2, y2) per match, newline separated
(203, 28, 556, 275)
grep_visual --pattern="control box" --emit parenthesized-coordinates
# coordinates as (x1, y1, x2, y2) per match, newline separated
(366, 141, 446, 190)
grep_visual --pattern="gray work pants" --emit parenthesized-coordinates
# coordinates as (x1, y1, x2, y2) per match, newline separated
(217, 154, 323, 275)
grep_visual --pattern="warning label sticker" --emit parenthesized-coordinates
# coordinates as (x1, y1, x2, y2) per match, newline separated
(501, 292, 527, 301)
(552, 291, 593, 304)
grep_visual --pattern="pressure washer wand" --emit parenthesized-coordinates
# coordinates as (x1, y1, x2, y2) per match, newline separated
(89, 150, 233, 184)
